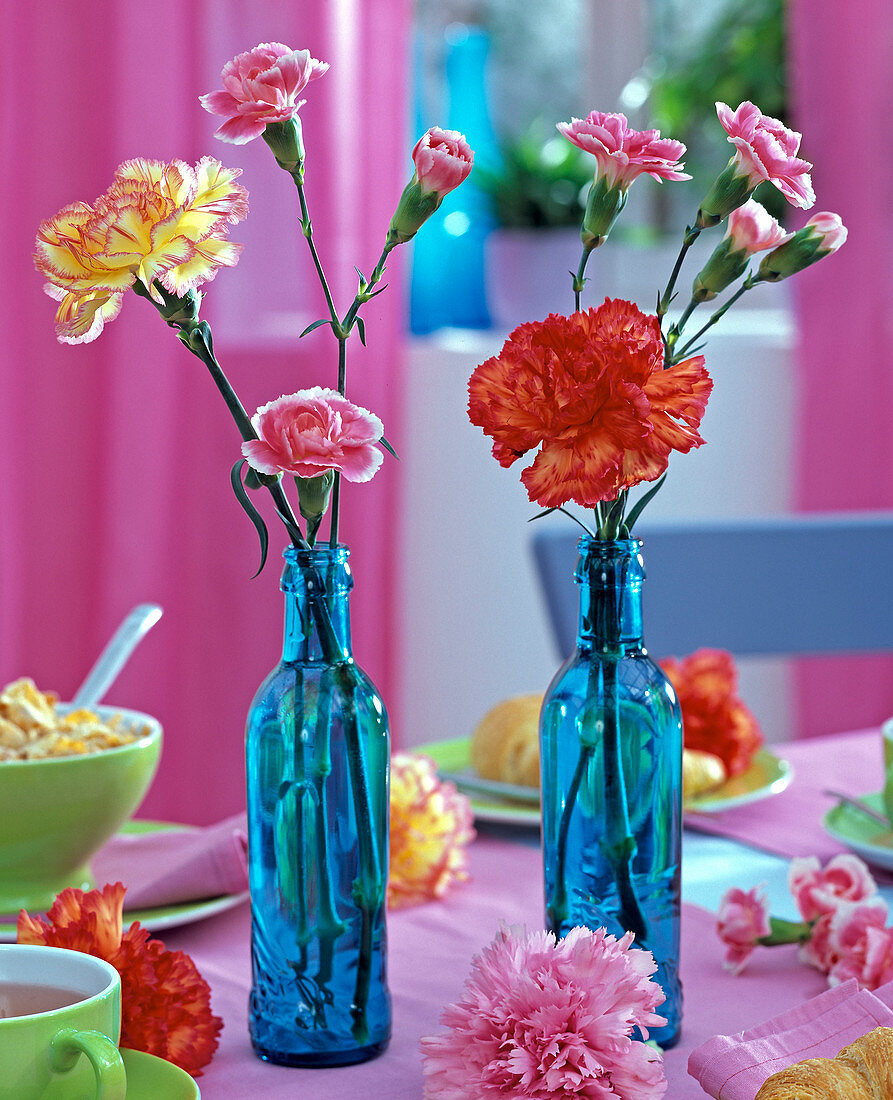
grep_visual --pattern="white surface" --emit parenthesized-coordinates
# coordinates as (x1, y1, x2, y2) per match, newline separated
(398, 281, 797, 751)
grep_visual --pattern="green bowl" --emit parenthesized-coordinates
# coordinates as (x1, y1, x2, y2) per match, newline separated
(0, 706, 162, 914)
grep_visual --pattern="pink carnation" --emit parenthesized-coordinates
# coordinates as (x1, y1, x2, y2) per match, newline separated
(242, 387, 384, 481)
(420, 925, 667, 1099)
(788, 855, 878, 923)
(803, 211, 848, 253)
(724, 199, 790, 255)
(557, 111, 689, 191)
(716, 101, 815, 209)
(827, 900, 893, 990)
(412, 127, 474, 196)
(200, 42, 328, 144)
(717, 886, 771, 975)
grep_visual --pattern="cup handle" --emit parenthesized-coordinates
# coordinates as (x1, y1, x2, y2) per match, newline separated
(50, 1027, 127, 1099)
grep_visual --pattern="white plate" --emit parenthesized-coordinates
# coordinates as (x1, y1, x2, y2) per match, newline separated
(421, 740, 792, 825)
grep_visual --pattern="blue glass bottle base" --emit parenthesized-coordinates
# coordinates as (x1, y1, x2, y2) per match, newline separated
(251, 1036, 390, 1068)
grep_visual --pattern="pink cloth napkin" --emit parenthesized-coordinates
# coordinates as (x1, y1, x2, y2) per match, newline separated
(687, 978, 893, 1098)
(90, 812, 249, 910)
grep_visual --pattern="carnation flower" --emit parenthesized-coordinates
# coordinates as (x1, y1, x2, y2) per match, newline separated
(716, 886, 772, 974)
(691, 200, 790, 301)
(557, 111, 689, 191)
(788, 855, 878, 923)
(420, 924, 667, 1099)
(467, 299, 712, 508)
(757, 211, 848, 282)
(242, 387, 385, 482)
(388, 753, 475, 909)
(826, 899, 893, 990)
(18, 883, 222, 1076)
(659, 649, 762, 778)
(389, 127, 474, 243)
(200, 41, 328, 145)
(35, 157, 248, 343)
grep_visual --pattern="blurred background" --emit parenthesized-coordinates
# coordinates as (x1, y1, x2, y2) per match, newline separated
(1, 0, 890, 825)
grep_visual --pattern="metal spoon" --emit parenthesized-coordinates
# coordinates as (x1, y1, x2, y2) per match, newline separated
(70, 604, 163, 708)
(823, 789, 891, 829)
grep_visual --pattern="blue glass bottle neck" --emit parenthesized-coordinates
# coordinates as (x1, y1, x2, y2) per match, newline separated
(575, 537, 645, 652)
(280, 545, 352, 664)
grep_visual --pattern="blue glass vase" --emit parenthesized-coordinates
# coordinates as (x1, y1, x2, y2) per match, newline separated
(245, 545, 391, 1066)
(540, 536, 683, 1047)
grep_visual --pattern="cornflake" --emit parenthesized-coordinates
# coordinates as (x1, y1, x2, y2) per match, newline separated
(0, 679, 145, 761)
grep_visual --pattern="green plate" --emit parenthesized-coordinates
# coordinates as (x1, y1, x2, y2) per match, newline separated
(122, 1047, 200, 1099)
(0, 820, 248, 941)
(419, 739, 792, 825)
(824, 791, 893, 871)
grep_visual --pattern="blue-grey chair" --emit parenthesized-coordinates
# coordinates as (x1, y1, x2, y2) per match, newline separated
(531, 512, 893, 660)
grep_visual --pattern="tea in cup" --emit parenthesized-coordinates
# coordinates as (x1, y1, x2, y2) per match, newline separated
(0, 943, 125, 1099)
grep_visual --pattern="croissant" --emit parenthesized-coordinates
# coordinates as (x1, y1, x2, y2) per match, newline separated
(755, 1026, 893, 1099)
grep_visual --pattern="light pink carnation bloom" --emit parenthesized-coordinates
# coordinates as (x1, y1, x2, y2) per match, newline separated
(200, 42, 328, 144)
(803, 211, 848, 253)
(827, 899, 893, 990)
(717, 886, 771, 975)
(412, 128, 474, 196)
(557, 111, 689, 191)
(725, 199, 790, 255)
(716, 100, 815, 209)
(788, 854, 878, 923)
(799, 912, 838, 973)
(420, 925, 667, 1099)
(242, 387, 384, 481)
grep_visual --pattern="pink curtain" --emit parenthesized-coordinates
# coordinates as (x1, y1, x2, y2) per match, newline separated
(0, 0, 410, 824)
(789, 0, 893, 737)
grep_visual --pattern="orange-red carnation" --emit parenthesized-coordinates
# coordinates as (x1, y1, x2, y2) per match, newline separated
(467, 298, 712, 507)
(660, 648, 763, 778)
(17, 883, 222, 1076)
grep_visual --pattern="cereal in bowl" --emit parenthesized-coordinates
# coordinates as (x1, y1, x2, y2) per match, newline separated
(0, 679, 145, 761)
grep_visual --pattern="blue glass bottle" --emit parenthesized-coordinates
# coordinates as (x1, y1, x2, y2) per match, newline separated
(540, 536, 683, 1047)
(245, 545, 391, 1066)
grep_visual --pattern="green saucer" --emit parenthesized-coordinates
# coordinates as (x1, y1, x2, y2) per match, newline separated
(122, 1048, 200, 1098)
(824, 791, 893, 871)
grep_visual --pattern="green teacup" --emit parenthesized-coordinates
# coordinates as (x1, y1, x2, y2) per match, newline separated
(0, 944, 125, 1099)
(883, 717, 893, 825)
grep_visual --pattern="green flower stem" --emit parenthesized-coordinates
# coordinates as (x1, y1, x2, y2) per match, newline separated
(312, 667, 348, 991)
(289, 173, 341, 333)
(672, 279, 754, 362)
(334, 663, 383, 1044)
(573, 244, 595, 312)
(658, 223, 703, 324)
(546, 742, 594, 932)
(758, 917, 813, 947)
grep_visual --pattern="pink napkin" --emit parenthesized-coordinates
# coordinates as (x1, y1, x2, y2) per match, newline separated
(90, 812, 249, 910)
(687, 978, 893, 1098)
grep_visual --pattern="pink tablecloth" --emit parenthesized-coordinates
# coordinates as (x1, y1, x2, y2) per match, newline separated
(685, 727, 889, 873)
(167, 833, 828, 1099)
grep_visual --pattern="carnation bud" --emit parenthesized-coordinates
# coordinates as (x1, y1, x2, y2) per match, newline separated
(388, 178, 443, 244)
(756, 212, 848, 282)
(691, 238, 750, 302)
(695, 160, 756, 228)
(261, 117, 305, 173)
(296, 470, 335, 544)
(580, 175, 628, 249)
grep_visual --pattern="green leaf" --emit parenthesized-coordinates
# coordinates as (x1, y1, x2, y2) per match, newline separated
(355, 316, 366, 346)
(300, 318, 334, 339)
(625, 475, 668, 534)
(379, 435, 400, 460)
(231, 460, 269, 578)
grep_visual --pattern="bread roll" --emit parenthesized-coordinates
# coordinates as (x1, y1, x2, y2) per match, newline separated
(755, 1026, 893, 1099)
(682, 747, 726, 800)
(470, 695, 728, 803)
(470, 694, 541, 788)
